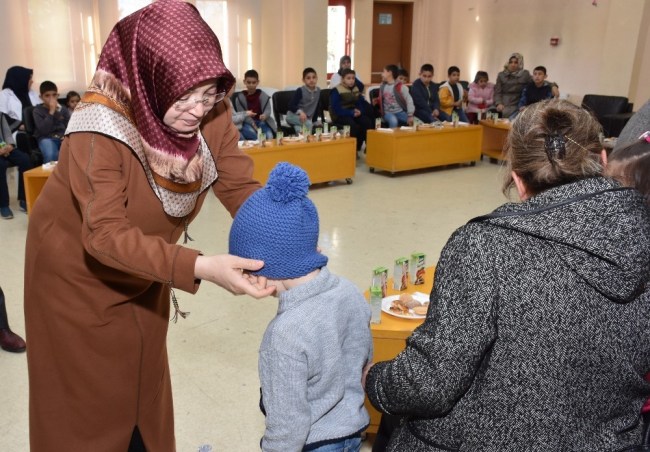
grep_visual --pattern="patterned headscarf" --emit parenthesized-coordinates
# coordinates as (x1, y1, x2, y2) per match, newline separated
(2, 66, 34, 109)
(85, 0, 234, 182)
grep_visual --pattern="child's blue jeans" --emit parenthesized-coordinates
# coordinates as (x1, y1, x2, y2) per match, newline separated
(382, 111, 409, 128)
(241, 120, 274, 140)
(304, 436, 362, 452)
(38, 138, 62, 163)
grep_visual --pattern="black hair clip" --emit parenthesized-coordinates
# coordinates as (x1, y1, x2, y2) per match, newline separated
(544, 133, 566, 161)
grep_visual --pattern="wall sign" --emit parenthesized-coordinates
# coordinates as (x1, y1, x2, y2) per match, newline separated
(378, 13, 392, 25)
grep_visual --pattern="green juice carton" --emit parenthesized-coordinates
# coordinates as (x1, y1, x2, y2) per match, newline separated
(371, 266, 388, 298)
(369, 286, 383, 324)
(409, 252, 426, 285)
(393, 257, 409, 291)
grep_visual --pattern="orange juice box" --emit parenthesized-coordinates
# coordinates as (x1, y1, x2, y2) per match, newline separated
(371, 267, 389, 298)
(409, 252, 426, 285)
(393, 257, 409, 291)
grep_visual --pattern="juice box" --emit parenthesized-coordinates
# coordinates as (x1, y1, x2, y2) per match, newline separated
(371, 267, 388, 298)
(393, 257, 409, 291)
(375, 118, 382, 129)
(369, 286, 383, 324)
(409, 252, 426, 285)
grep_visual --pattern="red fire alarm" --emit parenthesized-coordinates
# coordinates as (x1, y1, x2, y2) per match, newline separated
(550, 36, 560, 46)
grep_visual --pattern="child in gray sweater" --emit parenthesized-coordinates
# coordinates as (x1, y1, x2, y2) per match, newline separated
(229, 163, 372, 452)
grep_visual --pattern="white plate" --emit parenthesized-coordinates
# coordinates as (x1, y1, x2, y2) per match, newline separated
(281, 136, 304, 144)
(381, 292, 429, 319)
(238, 140, 258, 149)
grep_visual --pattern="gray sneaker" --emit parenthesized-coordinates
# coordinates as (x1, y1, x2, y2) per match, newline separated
(1, 207, 14, 219)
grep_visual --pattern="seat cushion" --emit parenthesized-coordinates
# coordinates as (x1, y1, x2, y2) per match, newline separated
(582, 95, 629, 121)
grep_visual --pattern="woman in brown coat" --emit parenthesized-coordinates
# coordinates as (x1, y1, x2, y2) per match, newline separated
(24, 2, 273, 450)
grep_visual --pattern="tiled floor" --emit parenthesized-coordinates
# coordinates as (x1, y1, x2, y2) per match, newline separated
(0, 153, 508, 451)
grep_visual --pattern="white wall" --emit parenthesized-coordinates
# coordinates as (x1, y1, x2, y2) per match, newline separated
(1, 0, 647, 108)
(352, 0, 649, 106)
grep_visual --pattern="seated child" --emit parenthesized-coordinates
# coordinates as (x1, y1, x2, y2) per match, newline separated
(378, 64, 414, 128)
(467, 71, 495, 124)
(516, 66, 553, 116)
(329, 68, 373, 151)
(329, 55, 365, 93)
(438, 66, 469, 123)
(232, 69, 276, 140)
(410, 63, 445, 123)
(32, 81, 71, 163)
(229, 162, 373, 452)
(65, 91, 81, 111)
(286, 68, 323, 135)
(397, 68, 409, 84)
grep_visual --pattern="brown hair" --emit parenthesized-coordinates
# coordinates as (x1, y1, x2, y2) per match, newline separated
(503, 99, 603, 196)
(606, 135, 650, 207)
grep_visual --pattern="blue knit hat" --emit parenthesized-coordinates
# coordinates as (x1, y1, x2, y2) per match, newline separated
(229, 162, 328, 279)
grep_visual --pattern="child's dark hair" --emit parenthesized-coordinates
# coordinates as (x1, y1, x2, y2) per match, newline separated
(448, 66, 460, 76)
(39, 80, 58, 95)
(420, 63, 434, 73)
(244, 69, 259, 80)
(384, 64, 399, 80)
(534, 66, 547, 75)
(607, 133, 650, 207)
(65, 90, 80, 103)
(302, 67, 317, 79)
(474, 71, 489, 83)
(398, 68, 409, 78)
(340, 68, 356, 78)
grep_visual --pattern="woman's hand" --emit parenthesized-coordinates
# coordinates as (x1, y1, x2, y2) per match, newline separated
(194, 254, 276, 298)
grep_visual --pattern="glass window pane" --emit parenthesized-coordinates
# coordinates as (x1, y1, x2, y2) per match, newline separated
(118, 0, 151, 19)
(196, 1, 229, 66)
(28, 0, 74, 85)
(327, 6, 346, 74)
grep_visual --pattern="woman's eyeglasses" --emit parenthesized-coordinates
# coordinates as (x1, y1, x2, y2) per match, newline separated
(173, 91, 226, 112)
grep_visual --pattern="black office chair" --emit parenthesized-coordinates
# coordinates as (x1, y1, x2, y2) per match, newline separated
(20, 106, 43, 167)
(319, 88, 333, 127)
(272, 90, 297, 136)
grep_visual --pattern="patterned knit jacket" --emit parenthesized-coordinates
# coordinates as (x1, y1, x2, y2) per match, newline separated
(366, 177, 650, 452)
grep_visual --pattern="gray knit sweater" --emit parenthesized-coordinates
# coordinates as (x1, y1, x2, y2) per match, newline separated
(366, 177, 650, 451)
(259, 267, 372, 451)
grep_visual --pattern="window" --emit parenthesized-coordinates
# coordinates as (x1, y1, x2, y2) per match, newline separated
(196, 1, 230, 67)
(118, 0, 151, 19)
(327, 0, 352, 77)
(28, 0, 74, 85)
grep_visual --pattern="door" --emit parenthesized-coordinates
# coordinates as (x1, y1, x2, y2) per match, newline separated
(370, 2, 413, 84)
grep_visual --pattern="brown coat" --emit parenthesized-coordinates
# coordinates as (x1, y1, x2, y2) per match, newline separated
(24, 101, 260, 451)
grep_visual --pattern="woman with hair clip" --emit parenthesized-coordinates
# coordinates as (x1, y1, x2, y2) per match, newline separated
(364, 99, 650, 451)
